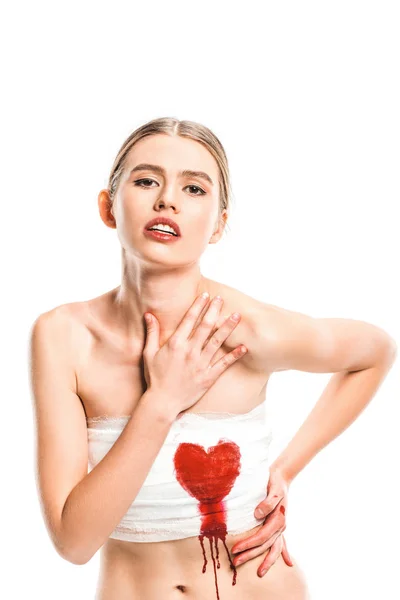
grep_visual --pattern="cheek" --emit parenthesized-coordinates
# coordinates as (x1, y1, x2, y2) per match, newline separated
(118, 200, 146, 234)
(195, 208, 219, 238)
(186, 219, 217, 253)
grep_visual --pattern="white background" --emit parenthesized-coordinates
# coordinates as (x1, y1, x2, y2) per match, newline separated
(1, 1, 399, 598)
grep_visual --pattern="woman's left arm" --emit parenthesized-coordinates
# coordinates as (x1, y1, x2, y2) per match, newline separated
(231, 308, 397, 575)
(262, 312, 397, 483)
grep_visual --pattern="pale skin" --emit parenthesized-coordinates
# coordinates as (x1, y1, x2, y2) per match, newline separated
(29, 133, 397, 599)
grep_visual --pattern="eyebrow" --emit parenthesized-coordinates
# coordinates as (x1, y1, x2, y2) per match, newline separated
(129, 163, 214, 186)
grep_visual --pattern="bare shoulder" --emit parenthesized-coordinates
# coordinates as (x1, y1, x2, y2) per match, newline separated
(29, 301, 90, 374)
(30, 299, 87, 329)
(210, 282, 397, 374)
(206, 279, 288, 373)
(210, 280, 396, 374)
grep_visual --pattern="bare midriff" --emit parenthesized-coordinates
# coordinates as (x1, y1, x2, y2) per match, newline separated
(95, 524, 310, 600)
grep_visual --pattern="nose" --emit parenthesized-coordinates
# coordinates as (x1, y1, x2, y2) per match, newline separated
(154, 186, 180, 212)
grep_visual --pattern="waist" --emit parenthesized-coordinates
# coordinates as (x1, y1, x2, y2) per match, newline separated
(98, 523, 305, 600)
(103, 520, 263, 562)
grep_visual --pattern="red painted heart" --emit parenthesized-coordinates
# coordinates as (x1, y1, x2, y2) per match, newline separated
(173, 439, 242, 503)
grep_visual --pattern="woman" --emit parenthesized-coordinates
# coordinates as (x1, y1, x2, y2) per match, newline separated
(30, 117, 396, 600)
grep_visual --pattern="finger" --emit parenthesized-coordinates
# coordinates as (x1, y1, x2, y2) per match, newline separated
(281, 535, 294, 567)
(189, 296, 224, 349)
(191, 304, 229, 336)
(201, 312, 243, 361)
(232, 529, 264, 555)
(143, 312, 159, 356)
(233, 528, 283, 567)
(170, 293, 210, 341)
(232, 521, 283, 555)
(215, 314, 231, 330)
(255, 485, 283, 519)
(258, 536, 283, 577)
(254, 496, 283, 519)
(192, 313, 230, 348)
(246, 513, 285, 556)
(208, 342, 248, 379)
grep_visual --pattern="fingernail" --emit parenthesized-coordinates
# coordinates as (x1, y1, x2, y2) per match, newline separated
(260, 569, 267, 577)
(255, 508, 264, 518)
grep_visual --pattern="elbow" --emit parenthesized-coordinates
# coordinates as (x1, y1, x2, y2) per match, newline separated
(70, 555, 91, 566)
(388, 339, 398, 361)
(55, 503, 94, 565)
(53, 530, 92, 566)
(56, 543, 92, 565)
(379, 337, 398, 366)
(65, 548, 91, 566)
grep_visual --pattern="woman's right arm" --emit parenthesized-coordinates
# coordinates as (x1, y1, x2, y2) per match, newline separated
(29, 295, 245, 565)
(29, 310, 177, 566)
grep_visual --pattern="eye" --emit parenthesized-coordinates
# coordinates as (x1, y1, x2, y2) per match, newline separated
(134, 179, 206, 196)
(186, 185, 206, 196)
(134, 178, 157, 188)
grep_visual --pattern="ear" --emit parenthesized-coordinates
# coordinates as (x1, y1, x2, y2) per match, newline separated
(209, 210, 228, 244)
(98, 189, 117, 229)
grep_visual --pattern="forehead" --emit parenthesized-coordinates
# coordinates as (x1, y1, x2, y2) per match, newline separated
(124, 134, 219, 181)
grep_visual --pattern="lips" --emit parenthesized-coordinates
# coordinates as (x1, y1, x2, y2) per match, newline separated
(144, 216, 181, 237)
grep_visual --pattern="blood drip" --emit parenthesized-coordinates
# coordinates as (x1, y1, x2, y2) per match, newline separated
(173, 439, 242, 600)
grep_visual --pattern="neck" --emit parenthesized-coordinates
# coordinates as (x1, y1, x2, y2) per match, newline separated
(111, 261, 212, 348)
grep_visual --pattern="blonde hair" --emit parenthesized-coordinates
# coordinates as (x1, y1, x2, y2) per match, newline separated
(107, 117, 233, 234)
